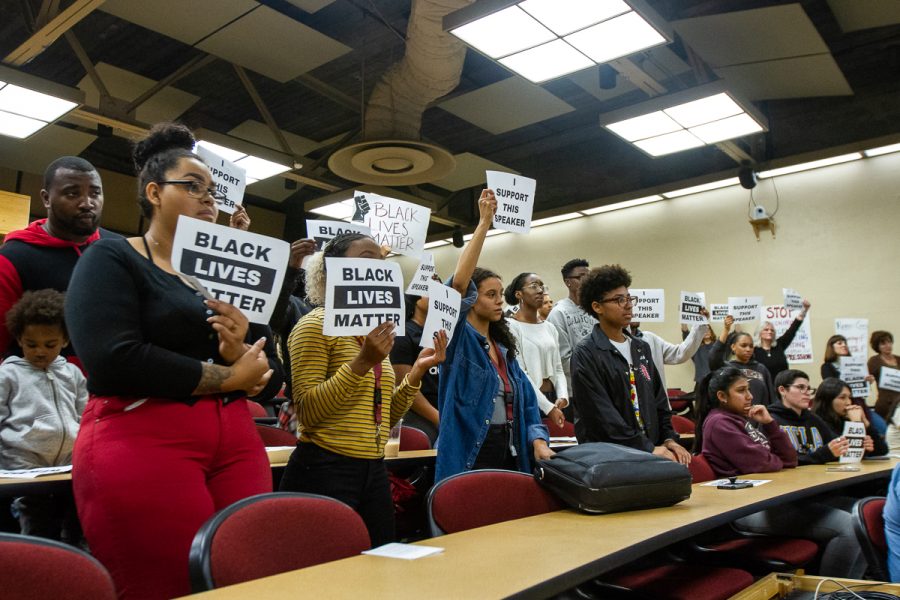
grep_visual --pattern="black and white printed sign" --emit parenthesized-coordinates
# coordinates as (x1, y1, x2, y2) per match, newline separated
(351, 191, 430, 258)
(709, 303, 730, 322)
(405, 252, 436, 297)
(306, 219, 372, 251)
(783, 288, 803, 311)
(840, 356, 870, 397)
(631, 289, 664, 322)
(195, 145, 246, 215)
(880, 367, 900, 393)
(679, 291, 707, 324)
(171, 216, 290, 324)
(323, 257, 405, 336)
(728, 296, 762, 323)
(839, 421, 866, 464)
(420, 280, 461, 349)
(486, 170, 535, 234)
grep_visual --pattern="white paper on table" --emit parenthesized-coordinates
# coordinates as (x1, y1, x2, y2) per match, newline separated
(0, 465, 73, 479)
(550, 436, 578, 444)
(362, 543, 444, 560)
(700, 479, 771, 487)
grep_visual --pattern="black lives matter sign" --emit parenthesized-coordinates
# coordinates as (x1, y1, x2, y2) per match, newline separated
(324, 257, 406, 336)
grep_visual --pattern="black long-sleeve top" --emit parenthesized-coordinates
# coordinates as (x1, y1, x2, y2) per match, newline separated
(753, 317, 803, 380)
(65, 238, 282, 401)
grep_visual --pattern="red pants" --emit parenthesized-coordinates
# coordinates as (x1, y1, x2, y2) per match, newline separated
(73, 395, 271, 600)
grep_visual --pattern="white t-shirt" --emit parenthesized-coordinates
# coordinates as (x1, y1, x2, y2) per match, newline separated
(507, 319, 568, 415)
(610, 337, 633, 367)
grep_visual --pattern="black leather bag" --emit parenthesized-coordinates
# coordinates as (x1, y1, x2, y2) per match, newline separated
(534, 442, 692, 514)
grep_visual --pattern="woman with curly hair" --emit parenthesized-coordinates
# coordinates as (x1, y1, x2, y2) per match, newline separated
(570, 264, 690, 464)
(434, 191, 552, 482)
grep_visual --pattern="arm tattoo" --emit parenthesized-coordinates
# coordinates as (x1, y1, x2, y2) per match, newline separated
(195, 363, 231, 395)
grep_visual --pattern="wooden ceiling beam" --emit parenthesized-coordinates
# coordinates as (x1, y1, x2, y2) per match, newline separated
(4, 0, 105, 67)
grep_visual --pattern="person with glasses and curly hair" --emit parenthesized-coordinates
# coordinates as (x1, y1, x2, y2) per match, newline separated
(504, 272, 568, 429)
(570, 264, 690, 464)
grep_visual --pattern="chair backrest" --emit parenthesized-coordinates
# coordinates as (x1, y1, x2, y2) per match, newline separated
(667, 388, 685, 399)
(688, 454, 717, 484)
(246, 400, 268, 418)
(426, 469, 564, 537)
(671, 415, 695, 434)
(189, 492, 370, 592)
(542, 417, 576, 437)
(400, 425, 432, 451)
(852, 496, 888, 581)
(255, 423, 298, 447)
(0, 532, 117, 600)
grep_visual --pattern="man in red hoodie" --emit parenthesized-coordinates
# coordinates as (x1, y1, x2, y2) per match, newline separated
(0, 156, 120, 359)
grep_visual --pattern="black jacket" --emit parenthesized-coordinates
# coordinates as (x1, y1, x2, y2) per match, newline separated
(571, 326, 675, 452)
(768, 403, 837, 465)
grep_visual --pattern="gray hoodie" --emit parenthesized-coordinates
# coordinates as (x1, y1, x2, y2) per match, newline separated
(0, 355, 87, 470)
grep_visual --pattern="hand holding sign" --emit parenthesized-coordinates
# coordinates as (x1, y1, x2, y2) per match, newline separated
(349, 321, 396, 375)
(205, 298, 250, 364)
(289, 238, 317, 269)
(222, 337, 272, 395)
(486, 171, 535, 234)
(410, 330, 448, 386)
(478, 188, 498, 224)
(229, 205, 251, 231)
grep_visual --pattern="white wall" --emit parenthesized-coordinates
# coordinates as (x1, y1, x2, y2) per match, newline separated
(426, 152, 900, 392)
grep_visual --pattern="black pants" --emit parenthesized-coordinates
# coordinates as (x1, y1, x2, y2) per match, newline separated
(279, 442, 394, 548)
(11, 493, 81, 544)
(473, 425, 518, 471)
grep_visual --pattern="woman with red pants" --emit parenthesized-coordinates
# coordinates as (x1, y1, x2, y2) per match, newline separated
(65, 122, 280, 599)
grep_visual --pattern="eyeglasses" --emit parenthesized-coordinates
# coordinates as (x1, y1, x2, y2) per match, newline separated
(789, 384, 817, 394)
(601, 294, 639, 307)
(159, 180, 226, 202)
(522, 282, 549, 292)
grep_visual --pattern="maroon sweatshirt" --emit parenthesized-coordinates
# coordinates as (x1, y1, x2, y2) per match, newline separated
(701, 408, 798, 477)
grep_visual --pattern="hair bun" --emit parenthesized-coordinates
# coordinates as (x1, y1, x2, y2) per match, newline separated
(132, 122, 196, 173)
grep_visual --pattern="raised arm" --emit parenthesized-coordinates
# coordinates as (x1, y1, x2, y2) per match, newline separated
(451, 190, 496, 295)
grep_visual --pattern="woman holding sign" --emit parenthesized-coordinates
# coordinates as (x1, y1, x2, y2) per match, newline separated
(434, 191, 552, 483)
(754, 299, 810, 380)
(869, 331, 900, 450)
(812, 378, 885, 456)
(281, 232, 447, 547)
(64, 123, 282, 599)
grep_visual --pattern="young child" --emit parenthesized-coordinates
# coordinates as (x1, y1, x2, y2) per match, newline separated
(0, 289, 87, 541)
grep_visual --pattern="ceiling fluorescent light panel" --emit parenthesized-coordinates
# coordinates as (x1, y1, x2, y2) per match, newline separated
(0, 76, 81, 140)
(757, 153, 863, 179)
(582, 195, 664, 215)
(863, 142, 900, 157)
(308, 199, 355, 221)
(446, 1, 668, 83)
(195, 139, 290, 181)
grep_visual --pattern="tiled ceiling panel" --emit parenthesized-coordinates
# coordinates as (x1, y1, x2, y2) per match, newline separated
(715, 55, 853, 100)
(77, 63, 200, 124)
(246, 177, 295, 202)
(432, 152, 519, 192)
(0, 125, 96, 175)
(827, 0, 900, 32)
(438, 77, 575, 135)
(284, 0, 337, 13)
(101, 0, 257, 45)
(672, 4, 828, 68)
(196, 5, 351, 83)
(228, 120, 320, 157)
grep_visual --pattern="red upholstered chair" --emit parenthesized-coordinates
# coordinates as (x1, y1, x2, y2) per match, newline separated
(400, 426, 432, 451)
(426, 469, 563, 536)
(542, 417, 576, 437)
(684, 455, 819, 573)
(0, 532, 116, 600)
(667, 389, 693, 417)
(852, 496, 888, 581)
(671, 415, 695, 434)
(246, 400, 268, 418)
(255, 423, 298, 447)
(189, 492, 370, 592)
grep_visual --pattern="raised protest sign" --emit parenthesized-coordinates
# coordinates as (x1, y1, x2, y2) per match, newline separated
(420, 280, 462, 349)
(840, 355, 871, 398)
(631, 289, 664, 322)
(835, 318, 869, 358)
(880, 367, 900, 393)
(351, 191, 430, 258)
(761, 304, 813, 363)
(680, 291, 707, 324)
(306, 219, 372, 251)
(728, 296, 762, 323)
(405, 253, 436, 297)
(839, 421, 866, 464)
(323, 257, 405, 336)
(709, 303, 730, 322)
(171, 215, 289, 324)
(195, 145, 246, 215)
(783, 288, 803, 311)
(486, 170, 535, 234)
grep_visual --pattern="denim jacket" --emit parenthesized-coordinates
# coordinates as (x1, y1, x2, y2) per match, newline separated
(435, 280, 549, 482)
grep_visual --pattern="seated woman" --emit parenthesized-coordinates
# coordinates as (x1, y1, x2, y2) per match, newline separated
(697, 367, 868, 579)
(280, 232, 446, 547)
(821, 334, 884, 436)
(504, 272, 568, 429)
(812, 377, 887, 456)
(708, 316, 777, 405)
(435, 191, 552, 483)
